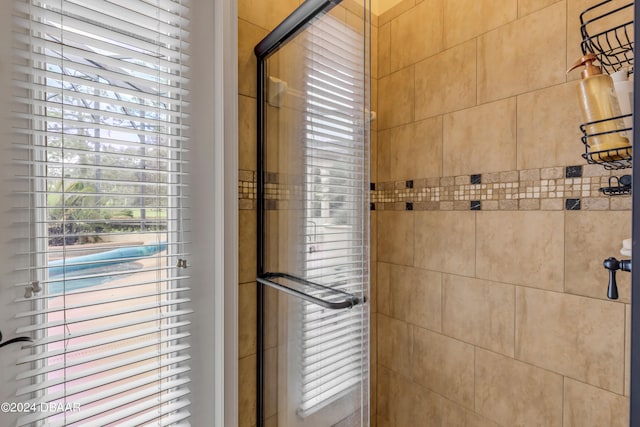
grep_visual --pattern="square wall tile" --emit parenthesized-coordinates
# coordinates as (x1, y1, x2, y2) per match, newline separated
(565, 211, 631, 302)
(370, 212, 378, 313)
(239, 209, 257, 284)
(265, 104, 281, 172)
(371, 131, 379, 182)
(239, 95, 257, 171)
(477, 2, 566, 103)
(389, 116, 443, 180)
(443, 97, 516, 176)
(239, 282, 257, 358)
(388, 264, 442, 332)
(516, 287, 626, 393)
(372, 76, 379, 133)
(370, 313, 378, 417)
(264, 286, 278, 349)
(517, 82, 584, 169)
(378, 66, 415, 129)
(238, 19, 268, 97)
(389, 0, 443, 72)
(377, 314, 413, 378)
(441, 399, 500, 427)
(476, 211, 564, 291)
(518, 0, 562, 17)
(377, 129, 391, 182)
(626, 303, 631, 396)
(263, 347, 277, 418)
(377, 365, 391, 420)
(378, 0, 417, 26)
(563, 378, 629, 427)
(475, 348, 563, 427)
(238, 354, 257, 427)
(383, 369, 443, 427)
(414, 211, 476, 277)
(371, 24, 379, 80)
(444, 0, 517, 48)
(415, 40, 477, 120)
(238, 0, 299, 31)
(377, 262, 391, 316)
(412, 327, 475, 408)
(377, 211, 415, 266)
(443, 274, 515, 356)
(378, 22, 391, 77)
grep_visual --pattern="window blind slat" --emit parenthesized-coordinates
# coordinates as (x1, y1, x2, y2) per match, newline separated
(18, 387, 191, 427)
(88, 0, 190, 28)
(12, 115, 189, 142)
(17, 333, 190, 379)
(12, 71, 188, 104)
(13, 49, 188, 91)
(16, 320, 190, 364)
(16, 353, 190, 396)
(54, 391, 191, 427)
(20, 358, 190, 404)
(17, 287, 190, 317)
(14, 2, 189, 50)
(303, 359, 362, 391)
(117, 399, 192, 427)
(25, 309, 193, 347)
(16, 297, 189, 334)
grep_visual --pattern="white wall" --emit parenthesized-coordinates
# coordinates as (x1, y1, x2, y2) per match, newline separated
(189, 0, 239, 425)
(0, 0, 26, 424)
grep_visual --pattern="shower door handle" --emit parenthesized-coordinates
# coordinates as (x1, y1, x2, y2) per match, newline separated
(257, 272, 362, 310)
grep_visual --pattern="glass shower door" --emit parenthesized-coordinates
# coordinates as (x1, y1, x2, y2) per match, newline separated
(255, 1, 370, 426)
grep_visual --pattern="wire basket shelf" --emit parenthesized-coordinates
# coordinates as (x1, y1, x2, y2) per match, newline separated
(578, 0, 633, 171)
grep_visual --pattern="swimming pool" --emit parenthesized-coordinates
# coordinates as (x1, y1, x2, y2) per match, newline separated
(46, 243, 166, 294)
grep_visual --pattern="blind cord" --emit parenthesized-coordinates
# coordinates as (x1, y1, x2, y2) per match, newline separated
(0, 330, 33, 349)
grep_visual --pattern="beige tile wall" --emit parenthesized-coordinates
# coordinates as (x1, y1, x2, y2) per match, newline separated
(375, 0, 632, 426)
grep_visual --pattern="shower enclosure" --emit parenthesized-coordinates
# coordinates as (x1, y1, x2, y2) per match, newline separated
(254, 1, 371, 426)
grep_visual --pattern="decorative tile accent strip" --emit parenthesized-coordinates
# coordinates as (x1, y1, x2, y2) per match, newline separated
(238, 169, 304, 210)
(239, 170, 256, 210)
(239, 165, 631, 211)
(565, 165, 583, 178)
(371, 165, 630, 211)
(566, 198, 581, 210)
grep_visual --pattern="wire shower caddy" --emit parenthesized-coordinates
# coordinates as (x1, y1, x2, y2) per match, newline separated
(579, 0, 634, 170)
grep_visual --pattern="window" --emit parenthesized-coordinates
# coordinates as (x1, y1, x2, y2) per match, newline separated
(12, 0, 191, 425)
(299, 13, 368, 416)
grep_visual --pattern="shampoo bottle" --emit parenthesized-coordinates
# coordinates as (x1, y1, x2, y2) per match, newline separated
(568, 53, 631, 162)
(611, 67, 634, 145)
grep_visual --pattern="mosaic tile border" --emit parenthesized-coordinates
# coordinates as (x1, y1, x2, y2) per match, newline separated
(239, 165, 632, 211)
(238, 170, 304, 210)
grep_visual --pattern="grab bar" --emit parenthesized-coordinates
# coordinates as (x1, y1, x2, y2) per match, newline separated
(257, 272, 361, 310)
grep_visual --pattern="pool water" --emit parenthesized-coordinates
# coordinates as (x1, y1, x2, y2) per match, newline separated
(48, 261, 142, 295)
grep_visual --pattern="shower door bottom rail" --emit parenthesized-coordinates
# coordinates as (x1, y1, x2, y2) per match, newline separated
(257, 272, 362, 309)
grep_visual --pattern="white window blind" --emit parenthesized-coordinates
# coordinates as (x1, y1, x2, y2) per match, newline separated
(299, 14, 368, 416)
(12, 0, 191, 425)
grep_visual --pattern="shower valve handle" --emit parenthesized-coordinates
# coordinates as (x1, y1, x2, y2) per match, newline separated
(603, 257, 631, 300)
